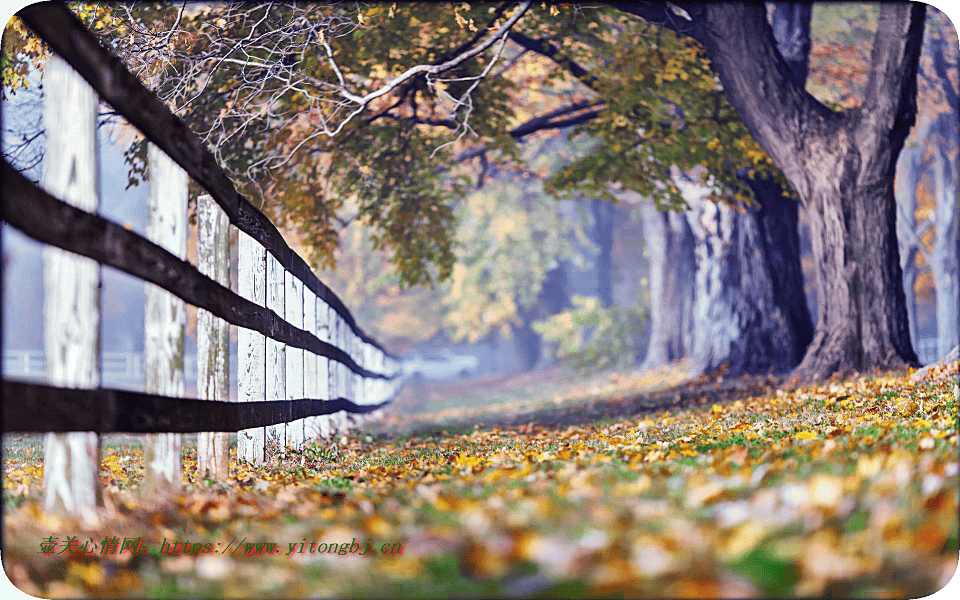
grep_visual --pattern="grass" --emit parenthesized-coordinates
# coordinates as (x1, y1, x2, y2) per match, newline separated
(2, 360, 958, 598)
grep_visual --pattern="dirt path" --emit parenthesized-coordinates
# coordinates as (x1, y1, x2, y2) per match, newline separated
(376, 365, 785, 436)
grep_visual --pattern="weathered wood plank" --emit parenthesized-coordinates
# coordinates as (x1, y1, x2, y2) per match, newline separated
(143, 143, 188, 494)
(266, 253, 285, 460)
(303, 289, 319, 441)
(352, 333, 362, 405)
(197, 194, 230, 481)
(285, 271, 304, 449)
(2, 164, 392, 381)
(238, 231, 266, 465)
(334, 315, 348, 434)
(316, 298, 332, 438)
(40, 55, 101, 521)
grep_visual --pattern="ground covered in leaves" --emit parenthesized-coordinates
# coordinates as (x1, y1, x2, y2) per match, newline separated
(3, 360, 958, 598)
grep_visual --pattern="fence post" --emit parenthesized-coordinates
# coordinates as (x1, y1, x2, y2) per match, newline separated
(197, 194, 230, 480)
(285, 272, 304, 449)
(303, 288, 319, 441)
(143, 143, 188, 493)
(41, 56, 101, 521)
(266, 254, 286, 460)
(335, 314, 348, 433)
(317, 298, 332, 438)
(327, 307, 340, 434)
(238, 233, 266, 464)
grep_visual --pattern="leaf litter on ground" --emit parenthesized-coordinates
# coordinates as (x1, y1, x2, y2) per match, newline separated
(3, 357, 958, 598)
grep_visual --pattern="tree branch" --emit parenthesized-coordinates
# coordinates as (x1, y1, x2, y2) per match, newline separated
(607, 1, 703, 40)
(322, 1, 532, 108)
(930, 31, 959, 112)
(508, 100, 604, 138)
(507, 31, 598, 90)
(859, 2, 926, 153)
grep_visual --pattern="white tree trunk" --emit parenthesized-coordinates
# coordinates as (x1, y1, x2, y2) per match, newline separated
(143, 144, 188, 494)
(930, 132, 959, 358)
(265, 254, 286, 460)
(197, 194, 230, 481)
(679, 169, 812, 378)
(41, 56, 101, 521)
(894, 118, 930, 348)
(285, 272, 304, 448)
(238, 232, 266, 465)
(638, 203, 696, 370)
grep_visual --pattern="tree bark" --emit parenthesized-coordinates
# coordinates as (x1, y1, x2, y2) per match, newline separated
(639, 203, 696, 369)
(689, 2, 924, 379)
(927, 33, 960, 358)
(770, 2, 812, 88)
(676, 2, 813, 378)
(894, 118, 930, 347)
(929, 114, 959, 357)
(680, 170, 812, 377)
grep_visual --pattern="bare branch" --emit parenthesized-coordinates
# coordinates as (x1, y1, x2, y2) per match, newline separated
(322, 2, 532, 110)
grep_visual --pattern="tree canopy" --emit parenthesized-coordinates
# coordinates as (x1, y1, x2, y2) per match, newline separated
(4, 2, 783, 287)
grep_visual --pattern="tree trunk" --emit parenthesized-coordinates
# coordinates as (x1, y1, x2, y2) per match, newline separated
(796, 152, 918, 377)
(677, 2, 813, 378)
(894, 123, 925, 347)
(639, 203, 696, 369)
(514, 264, 570, 370)
(691, 2, 924, 380)
(680, 171, 812, 377)
(591, 198, 615, 308)
(929, 114, 959, 357)
(770, 2, 812, 87)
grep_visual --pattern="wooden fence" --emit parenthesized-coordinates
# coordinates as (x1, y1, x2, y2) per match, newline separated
(2, 3, 401, 518)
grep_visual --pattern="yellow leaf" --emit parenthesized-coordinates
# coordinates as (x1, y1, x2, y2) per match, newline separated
(794, 431, 817, 440)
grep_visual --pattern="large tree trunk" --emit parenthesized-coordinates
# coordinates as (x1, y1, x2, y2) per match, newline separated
(691, 2, 924, 380)
(680, 171, 812, 377)
(927, 34, 960, 358)
(675, 2, 813, 378)
(894, 120, 926, 347)
(639, 203, 696, 369)
(797, 163, 917, 376)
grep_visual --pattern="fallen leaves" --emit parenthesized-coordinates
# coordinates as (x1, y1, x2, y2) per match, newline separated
(2, 365, 958, 597)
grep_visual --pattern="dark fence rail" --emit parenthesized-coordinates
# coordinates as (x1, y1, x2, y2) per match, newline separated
(3, 381, 392, 434)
